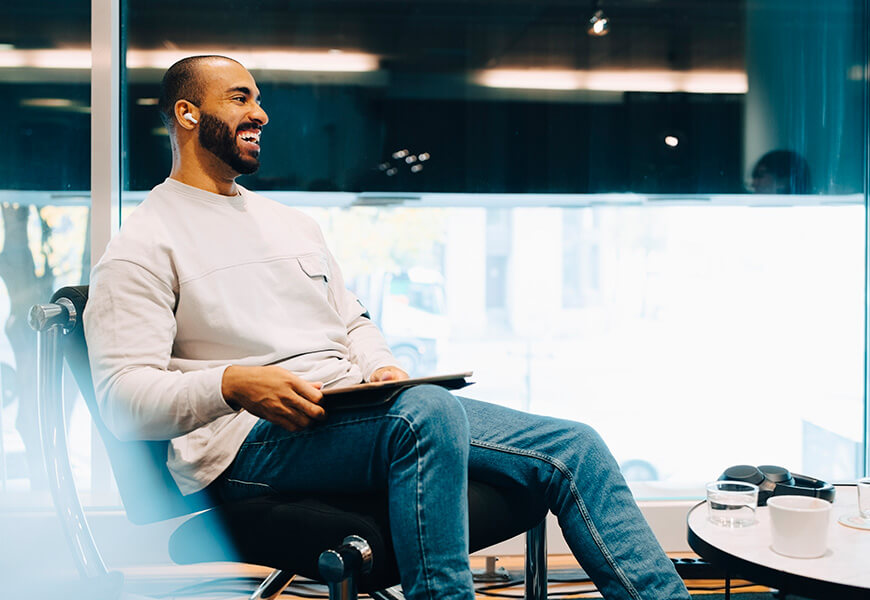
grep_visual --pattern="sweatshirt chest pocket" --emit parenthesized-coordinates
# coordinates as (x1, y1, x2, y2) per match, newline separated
(296, 253, 331, 300)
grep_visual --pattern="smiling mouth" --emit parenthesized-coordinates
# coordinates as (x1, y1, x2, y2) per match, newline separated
(237, 127, 261, 152)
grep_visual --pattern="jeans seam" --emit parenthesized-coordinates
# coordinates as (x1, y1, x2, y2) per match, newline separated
(240, 415, 437, 598)
(391, 414, 435, 600)
(470, 438, 642, 600)
(223, 478, 277, 493)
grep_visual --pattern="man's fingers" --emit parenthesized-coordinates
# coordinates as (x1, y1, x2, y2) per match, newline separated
(282, 392, 326, 421)
(290, 376, 324, 403)
(226, 366, 328, 429)
(370, 366, 409, 383)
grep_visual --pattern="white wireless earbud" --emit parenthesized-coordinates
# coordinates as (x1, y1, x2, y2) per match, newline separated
(183, 113, 198, 125)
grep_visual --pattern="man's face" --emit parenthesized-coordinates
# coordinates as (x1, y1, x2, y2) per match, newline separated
(198, 110, 260, 175)
(195, 60, 269, 176)
(750, 164, 778, 194)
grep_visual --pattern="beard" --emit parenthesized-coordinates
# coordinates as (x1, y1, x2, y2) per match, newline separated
(198, 112, 260, 175)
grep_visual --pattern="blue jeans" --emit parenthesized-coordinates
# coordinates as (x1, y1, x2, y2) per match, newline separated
(218, 385, 690, 600)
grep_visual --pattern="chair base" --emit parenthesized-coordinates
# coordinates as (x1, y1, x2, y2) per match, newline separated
(370, 585, 405, 599)
(250, 569, 295, 600)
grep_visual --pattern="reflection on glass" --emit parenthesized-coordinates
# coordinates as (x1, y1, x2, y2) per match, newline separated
(0, 2, 91, 499)
(749, 150, 813, 194)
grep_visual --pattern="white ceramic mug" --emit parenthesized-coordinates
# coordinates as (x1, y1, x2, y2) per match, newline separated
(767, 495, 832, 558)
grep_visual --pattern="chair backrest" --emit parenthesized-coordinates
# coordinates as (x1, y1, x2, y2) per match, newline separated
(52, 285, 215, 524)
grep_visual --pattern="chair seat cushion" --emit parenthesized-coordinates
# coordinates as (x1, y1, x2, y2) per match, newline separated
(169, 480, 546, 591)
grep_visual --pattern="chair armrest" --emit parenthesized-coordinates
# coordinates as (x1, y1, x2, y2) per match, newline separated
(30, 301, 108, 580)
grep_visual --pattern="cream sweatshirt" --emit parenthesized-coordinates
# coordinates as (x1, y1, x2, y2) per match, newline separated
(84, 178, 398, 494)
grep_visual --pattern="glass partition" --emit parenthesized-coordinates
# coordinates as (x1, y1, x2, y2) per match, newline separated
(117, 0, 868, 497)
(0, 1, 92, 503)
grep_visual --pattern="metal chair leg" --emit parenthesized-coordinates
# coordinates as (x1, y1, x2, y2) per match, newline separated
(326, 578, 359, 600)
(366, 521, 549, 600)
(319, 535, 373, 600)
(524, 519, 547, 600)
(250, 569, 295, 600)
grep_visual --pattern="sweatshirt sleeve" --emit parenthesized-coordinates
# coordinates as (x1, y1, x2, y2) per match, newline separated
(84, 259, 235, 441)
(346, 314, 402, 380)
(323, 249, 400, 380)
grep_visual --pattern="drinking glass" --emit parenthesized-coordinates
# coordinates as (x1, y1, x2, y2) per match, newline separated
(706, 481, 759, 527)
(858, 477, 870, 520)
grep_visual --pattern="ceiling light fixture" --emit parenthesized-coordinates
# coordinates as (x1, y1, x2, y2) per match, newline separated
(587, 2, 610, 37)
(0, 48, 380, 73)
(475, 69, 748, 94)
(20, 98, 76, 108)
(127, 49, 379, 72)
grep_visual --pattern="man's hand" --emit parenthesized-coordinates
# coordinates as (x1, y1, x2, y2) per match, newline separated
(221, 365, 326, 432)
(370, 365, 410, 382)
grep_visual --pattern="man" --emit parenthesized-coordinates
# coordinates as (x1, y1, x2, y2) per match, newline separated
(749, 149, 812, 194)
(85, 55, 690, 600)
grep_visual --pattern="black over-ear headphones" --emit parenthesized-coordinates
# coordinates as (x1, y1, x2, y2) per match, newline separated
(719, 464, 835, 506)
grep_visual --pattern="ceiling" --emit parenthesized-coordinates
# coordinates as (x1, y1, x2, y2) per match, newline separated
(1, 1, 861, 90)
(1, 0, 748, 72)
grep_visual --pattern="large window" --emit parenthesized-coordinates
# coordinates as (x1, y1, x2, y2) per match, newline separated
(1, 0, 866, 508)
(0, 1, 92, 503)
(118, 0, 868, 496)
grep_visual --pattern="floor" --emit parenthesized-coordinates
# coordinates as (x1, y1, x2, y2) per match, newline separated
(118, 554, 772, 599)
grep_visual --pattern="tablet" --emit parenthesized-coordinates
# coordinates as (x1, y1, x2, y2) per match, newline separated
(321, 371, 474, 411)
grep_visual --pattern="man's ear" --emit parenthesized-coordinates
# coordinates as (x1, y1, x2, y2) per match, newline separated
(174, 100, 200, 130)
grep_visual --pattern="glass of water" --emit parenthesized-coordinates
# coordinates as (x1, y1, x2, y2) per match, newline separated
(706, 481, 759, 527)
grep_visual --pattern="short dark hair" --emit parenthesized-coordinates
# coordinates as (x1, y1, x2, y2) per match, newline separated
(157, 55, 238, 129)
(752, 150, 813, 194)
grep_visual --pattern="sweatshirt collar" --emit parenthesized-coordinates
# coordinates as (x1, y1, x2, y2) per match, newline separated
(163, 177, 248, 210)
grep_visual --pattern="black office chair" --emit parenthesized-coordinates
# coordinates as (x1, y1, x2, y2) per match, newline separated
(30, 285, 550, 600)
